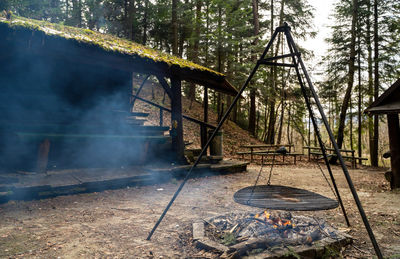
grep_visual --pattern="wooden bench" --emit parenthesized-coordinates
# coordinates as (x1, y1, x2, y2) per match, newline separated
(255, 152, 303, 165)
(1, 118, 171, 173)
(308, 149, 368, 169)
(16, 131, 170, 173)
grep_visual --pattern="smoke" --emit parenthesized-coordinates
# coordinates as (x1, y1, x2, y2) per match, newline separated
(0, 26, 167, 171)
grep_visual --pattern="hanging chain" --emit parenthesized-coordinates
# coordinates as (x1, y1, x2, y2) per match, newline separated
(314, 146, 338, 200)
(246, 161, 265, 204)
(266, 153, 276, 185)
(246, 153, 276, 204)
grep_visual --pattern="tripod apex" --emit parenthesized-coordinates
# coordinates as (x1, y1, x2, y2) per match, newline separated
(283, 22, 290, 29)
(277, 22, 290, 32)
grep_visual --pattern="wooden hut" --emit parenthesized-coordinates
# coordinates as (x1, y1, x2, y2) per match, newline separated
(365, 78, 400, 189)
(0, 15, 237, 171)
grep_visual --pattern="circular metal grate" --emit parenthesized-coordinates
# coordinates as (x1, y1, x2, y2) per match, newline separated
(234, 185, 339, 211)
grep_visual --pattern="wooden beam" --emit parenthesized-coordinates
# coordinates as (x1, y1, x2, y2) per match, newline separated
(131, 74, 150, 110)
(156, 76, 173, 99)
(170, 75, 185, 163)
(387, 113, 400, 189)
(133, 95, 216, 129)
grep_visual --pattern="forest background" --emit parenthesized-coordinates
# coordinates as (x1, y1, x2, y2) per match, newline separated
(1, 0, 399, 166)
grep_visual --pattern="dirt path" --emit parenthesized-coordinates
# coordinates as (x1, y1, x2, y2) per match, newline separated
(0, 163, 399, 258)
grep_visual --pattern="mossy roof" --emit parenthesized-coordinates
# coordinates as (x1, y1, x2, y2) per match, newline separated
(0, 14, 227, 80)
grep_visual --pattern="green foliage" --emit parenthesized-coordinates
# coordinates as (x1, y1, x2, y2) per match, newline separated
(319, 0, 400, 155)
(322, 246, 342, 259)
(283, 246, 301, 259)
(220, 232, 236, 246)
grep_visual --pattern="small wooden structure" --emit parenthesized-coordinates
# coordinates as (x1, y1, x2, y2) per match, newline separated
(365, 78, 400, 189)
(0, 15, 237, 170)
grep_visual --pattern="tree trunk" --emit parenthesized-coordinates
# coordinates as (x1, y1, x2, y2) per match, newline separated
(128, 0, 136, 41)
(277, 105, 284, 144)
(249, 89, 257, 135)
(262, 104, 269, 141)
(171, 0, 179, 55)
(248, 0, 259, 136)
(256, 111, 260, 137)
(66, 0, 69, 20)
(357, 21, 363, 163)
(70, 0, 81, 27)
(287, 103, 291, 145)
(142, 0, 149, 45)
(332, 0, 358, 163)
(371, 0, 379, 166)
(187, 0, 202, 102)
(265, 0, 275, 144)
(366, 0, 374, 165)
(350, 97, 354, 150)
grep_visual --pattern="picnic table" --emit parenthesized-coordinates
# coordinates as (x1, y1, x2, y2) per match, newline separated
(237, 144, 300, 164)
(303, 146, 368, 168)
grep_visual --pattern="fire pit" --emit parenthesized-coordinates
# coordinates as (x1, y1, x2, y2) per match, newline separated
(193, 211, 352, 258)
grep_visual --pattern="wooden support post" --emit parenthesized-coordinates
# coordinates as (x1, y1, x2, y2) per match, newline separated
(201, 87, 209, 149)
(352, 150, 356, 169)
(159, 109, 163, 126)
(170, 74, 185, 163)
(37, 139, 50, 174)
(204, 87, 209, 123)
(200, 124, 206, 149)
(387, 113, 400, 189)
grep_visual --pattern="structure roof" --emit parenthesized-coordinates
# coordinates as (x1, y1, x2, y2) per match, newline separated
(0, 15, 237, 95)
(365, 78, 400, 115)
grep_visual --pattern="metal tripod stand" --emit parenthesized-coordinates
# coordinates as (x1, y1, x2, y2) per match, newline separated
(147, 22, 383, 259)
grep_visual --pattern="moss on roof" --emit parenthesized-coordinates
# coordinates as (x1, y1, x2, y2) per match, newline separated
(0, 14, 223, 77)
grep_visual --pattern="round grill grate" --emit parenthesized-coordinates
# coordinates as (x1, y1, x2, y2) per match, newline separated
(234, 185, 339, 211)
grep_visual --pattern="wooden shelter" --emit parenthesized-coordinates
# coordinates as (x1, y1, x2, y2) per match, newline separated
(365, 78, 400, 189)
(0, 15, 237, 170)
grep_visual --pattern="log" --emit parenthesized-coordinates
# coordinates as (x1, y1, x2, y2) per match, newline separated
(226, 230, 321, 257)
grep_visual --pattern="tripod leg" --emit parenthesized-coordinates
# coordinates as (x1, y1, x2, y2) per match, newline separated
(284, 25, 383, 259)
(146, 27, 281, 241)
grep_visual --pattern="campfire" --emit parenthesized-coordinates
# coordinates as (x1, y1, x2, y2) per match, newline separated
(193, 211, 352, 258)
(254, 210, 294, 231)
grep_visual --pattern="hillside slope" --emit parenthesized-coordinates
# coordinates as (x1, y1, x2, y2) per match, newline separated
(132, 78, 263, 158)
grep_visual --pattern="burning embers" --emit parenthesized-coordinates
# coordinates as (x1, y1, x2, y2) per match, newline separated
(254, 210, 294, 231)
(198, 211, 352, 257)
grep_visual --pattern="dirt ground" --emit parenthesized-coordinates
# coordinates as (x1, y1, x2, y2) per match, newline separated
(0, 161, 399, 258)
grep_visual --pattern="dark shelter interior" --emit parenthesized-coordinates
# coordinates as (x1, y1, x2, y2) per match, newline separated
(0, 16, 237, 171)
